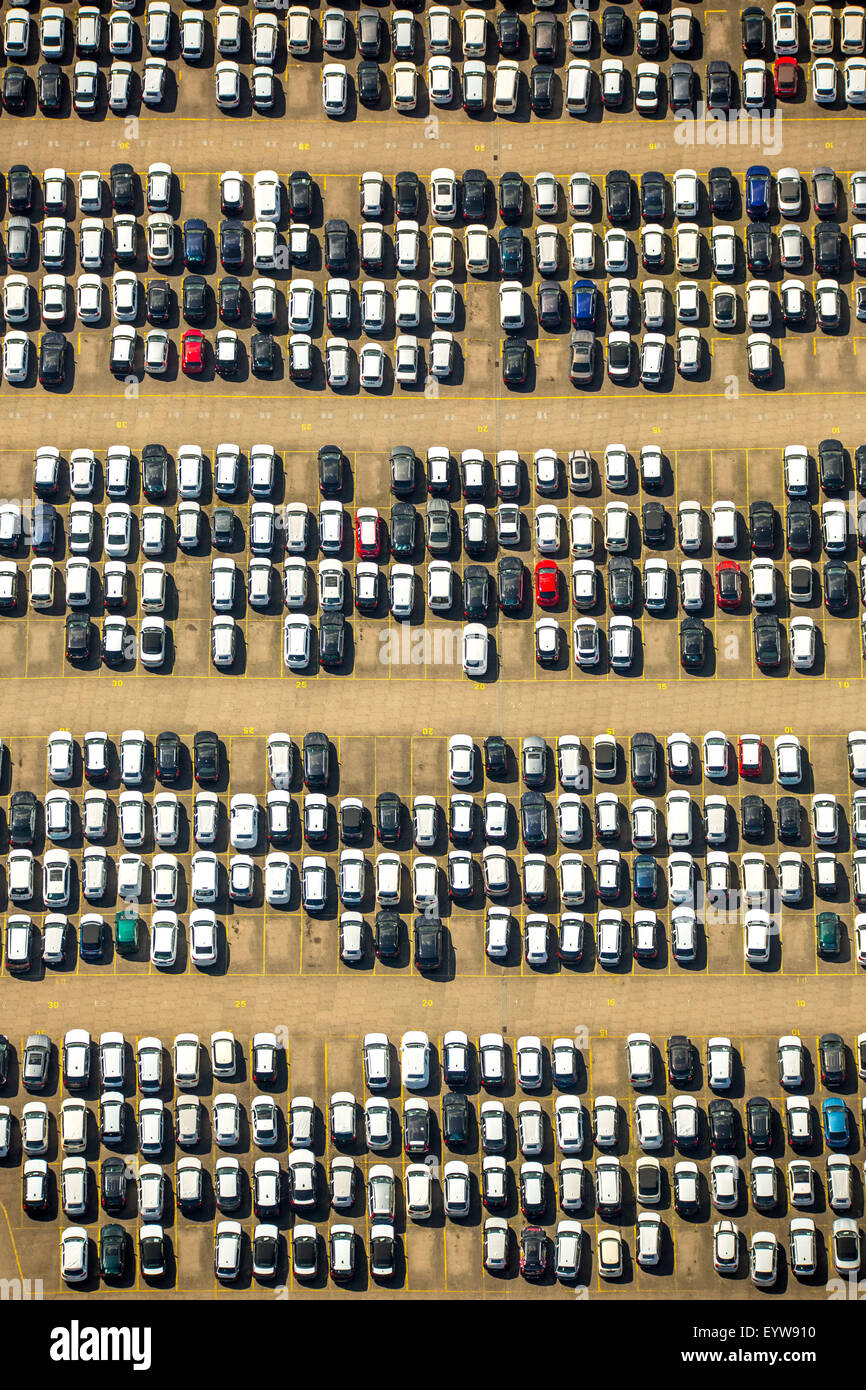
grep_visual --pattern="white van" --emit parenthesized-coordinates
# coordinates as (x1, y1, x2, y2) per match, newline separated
(493, 60, 520, 114)
(666, 790, 692, 847)
(566, 60, 591, 114)
(140, 562, 166, 614)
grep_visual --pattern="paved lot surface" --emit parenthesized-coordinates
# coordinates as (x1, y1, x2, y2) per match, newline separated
(3, 0, 866, 1303)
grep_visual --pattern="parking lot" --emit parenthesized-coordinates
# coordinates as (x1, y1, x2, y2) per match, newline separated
(3, 0, 866, 1306)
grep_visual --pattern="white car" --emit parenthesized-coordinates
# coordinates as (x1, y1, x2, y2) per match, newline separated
(570, 224, 594, 273)
(400, 1031, 430, 1090)
(772, 2, 799, 54)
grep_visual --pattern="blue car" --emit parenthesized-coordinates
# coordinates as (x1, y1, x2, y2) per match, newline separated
(571, 280, 598, 329)
(822, 1097, 850, 1149)
(182, 218, 209, 268)
(745, 165, 771, 220)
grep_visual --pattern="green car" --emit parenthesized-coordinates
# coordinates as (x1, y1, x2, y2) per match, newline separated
(816, 912, 841, 957)
(99, 1223, 127, 1280)
(114, 910, 140, 956)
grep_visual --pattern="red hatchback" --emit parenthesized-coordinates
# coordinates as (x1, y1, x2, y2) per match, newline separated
(716, 559, 742, 611)
(534, 560, 559, 607)
(354, 507, 383, 559)
(181, 329, 205, 375)
(774, 57, 798, 98)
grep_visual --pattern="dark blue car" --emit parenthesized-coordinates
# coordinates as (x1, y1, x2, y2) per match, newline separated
(571, 280, 598, 329)
(633, 855, 658, 902)
(183, 218, 209, 268)
(745, 165, 770, 219)
(822, 1097, 850, 1149)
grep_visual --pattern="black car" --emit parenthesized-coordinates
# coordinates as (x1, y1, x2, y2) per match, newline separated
(303, 732, 329, 790)
(630, 733, 657, 790)
(606, 170, 632, 224)
(680, 617, 706, 669)
(498, 171, 524, 223)
(404, 1098, 430, 1154)
(389, 446, 415, 497)
(819, 1032, 846, 1087)
(357, 8, 382, 57)
(604, 557, 632, 612)
(218, 277, 241, 322)
(101, 1156, 127, 1213)
(746, 223, 771, 273)
(357, 61, 381, 106)
(529, 65, 554, 114)
(786, 500, 813, 554)
(251, 333, 276, 376)
(484, 735, 508, 778)
(219, 220, 244, 270)
(741, 794, 767, 840)
(390, 503, 417, 558)
(819, 439, 845, 492)
(341, 799, 364, 842)
(155, 731, 181, 783)
(815, 222, 841, 273)
(602, 5, 626, 50)
(375, 911, 400, 960)
(147, 280, 172, 324)
(669, 62, 695, 111)
(502, 337, 529, 385)
(823, 561, 848, 613)
(520, 1227, 546, 1279)
(183, 275, 207, 323)
(318, 446, 344, 496)
(193, 730, 219, 784)
(3, 67, 28, 110)
(39, 333, 66, 386)
(667, 1035, 695, 1085)
(497, 10, 522, 55)
(142, 444, 168, 500)
(100, 1224, 127, 1280)
(374, 793, 400, 845)
(777, 797, 800, 841)
(520, 791, 548, 847)
(640, 171, 666, 221)
(498, 226, 524, 279)
(37, 65, 63, 112)
(706, 60, 733, 110)
(641, 502, 666, 548)
(9, 791, 37, 846)
(746, 1096, 773, 1150)
(211, 508, 235, 549)
(319, 614, 345, 668)
(537, 282, 561, 329)
(749, 500, 775, 551)
(754, 614, 781, 668)
(395, 171, 420, 219)
(741, 6, 767, 55)
(533, 15, 557, 61)
(288, 170, 313, 220)
(324, 219, 351, 274)
(708, 1098, 736, 1151)
(462, 169, 486, 222)
(498, 555, 525, 611)
(708, 166, 735, 215)
(65, 614, 90, 661)
(443, 1092, 470, 1148)
(110, 163, 136, 212)
(463, 565, 489, 619)
(413, 917, 442, 971)
(857, 445, 866, 492)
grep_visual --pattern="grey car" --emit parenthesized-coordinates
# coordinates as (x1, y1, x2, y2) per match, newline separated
(425, 499, 452, 555)
(522, 736, 548, 787)
(23, 1034, 51, 1091)
(6, 217, 31, 268)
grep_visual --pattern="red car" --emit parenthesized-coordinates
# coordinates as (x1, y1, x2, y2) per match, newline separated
(774, 57, 798, 98)
(354, 507, 383, 559)
(534, 560, 559, 607)
(738, 734, 763, 777)
(181, 329, 205, 375)
(716, 559, 742, 611)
